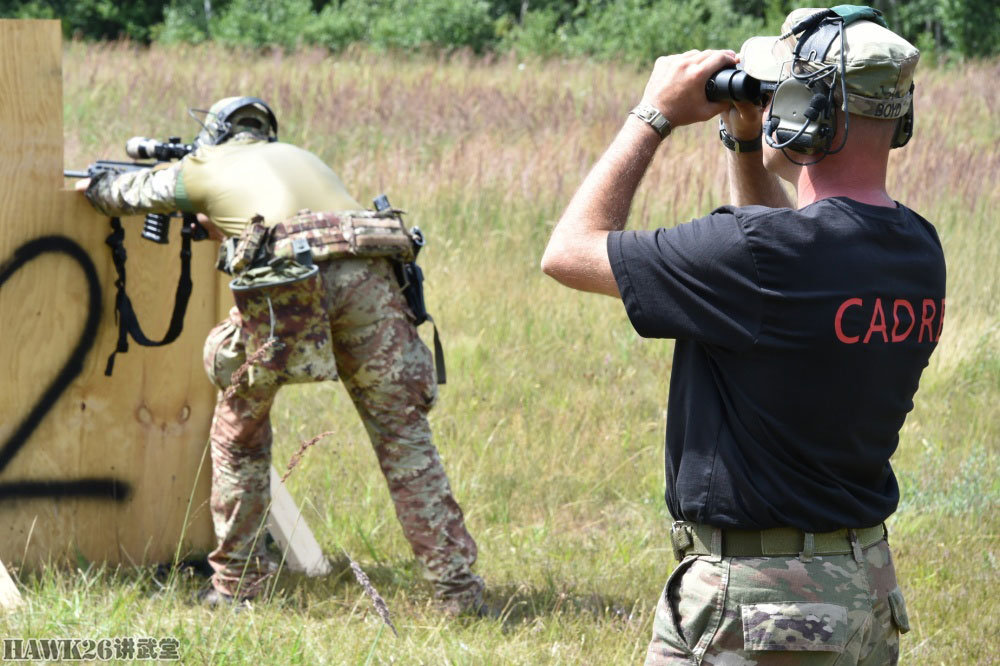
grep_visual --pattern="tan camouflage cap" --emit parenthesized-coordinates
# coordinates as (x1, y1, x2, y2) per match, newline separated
(741, 6, 918, 119)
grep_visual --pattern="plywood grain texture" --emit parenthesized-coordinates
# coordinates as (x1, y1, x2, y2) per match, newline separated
(0, 20, 218, 566)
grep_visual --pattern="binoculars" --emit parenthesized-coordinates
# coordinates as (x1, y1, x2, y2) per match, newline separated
(705, 68, 777, 107)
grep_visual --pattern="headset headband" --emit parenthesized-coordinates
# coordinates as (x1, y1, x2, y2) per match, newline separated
(213, 97, 278, 143)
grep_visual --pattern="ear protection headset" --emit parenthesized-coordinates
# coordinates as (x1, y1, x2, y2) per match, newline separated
(889, 83, 914, 149)
(189, 96, 279, 147)
(763, 10, 847, 161)
(211, 96, 279, 144)
(763, 9, 915, 164)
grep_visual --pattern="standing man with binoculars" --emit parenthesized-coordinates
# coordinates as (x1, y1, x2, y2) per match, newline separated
(542, 6, 943, 664)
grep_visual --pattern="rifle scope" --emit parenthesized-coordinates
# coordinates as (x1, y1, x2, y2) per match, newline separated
(705, 68, 777, 107)
(125, 136, 194, 162)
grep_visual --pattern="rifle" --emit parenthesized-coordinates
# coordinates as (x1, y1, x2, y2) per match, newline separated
(63, 159, 153, 180)
(65, 137, 208, 244)
(64, 136, 207, 375)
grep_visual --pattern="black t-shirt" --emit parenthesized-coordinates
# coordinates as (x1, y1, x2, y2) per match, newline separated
(608, 197, 946, 532)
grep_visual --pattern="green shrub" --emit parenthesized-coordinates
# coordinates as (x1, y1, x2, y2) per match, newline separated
(565, 0, 765, 63)
(366, 0, 497, 53)
(4, 0, 991, 59)
(0, 0, 56, 19)
(302, 2, 369, 52)
(155, 0, 210, 44)
(939, 0, 1000, 57)
(0, 0, 165, 41)
(210, 0, 313, 51)
(497, 8, 567, 59)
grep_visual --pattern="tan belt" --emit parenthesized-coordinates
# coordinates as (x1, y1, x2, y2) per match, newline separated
(271, 215, 346, 240)
(223, 209, 416, 275)
(670, 521, 887, 563)
(269, 209, 415, 264)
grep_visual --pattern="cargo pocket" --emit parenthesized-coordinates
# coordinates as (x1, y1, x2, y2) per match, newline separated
(742, 602, 848, 652)
(887, 587, 911, 634)
(203, 308, 246, 390)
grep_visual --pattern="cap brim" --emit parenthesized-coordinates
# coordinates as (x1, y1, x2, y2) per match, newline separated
(740, 35, 788, 82)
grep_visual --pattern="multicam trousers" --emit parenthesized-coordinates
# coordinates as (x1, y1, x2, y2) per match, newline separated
(203, 256, 482, 606)
(645, 539, 911, 665)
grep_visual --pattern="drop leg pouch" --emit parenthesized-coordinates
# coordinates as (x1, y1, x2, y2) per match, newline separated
(229, 260, 338, 388)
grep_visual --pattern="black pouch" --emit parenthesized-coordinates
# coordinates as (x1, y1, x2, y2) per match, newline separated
(393, 259, 445, 383)
(394, 261, 428, 326)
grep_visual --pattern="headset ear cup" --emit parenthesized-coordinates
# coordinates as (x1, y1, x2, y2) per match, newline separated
(890, 99, 914, 149)
(890, 112, 911, 149)
(766, 77, 835, 154)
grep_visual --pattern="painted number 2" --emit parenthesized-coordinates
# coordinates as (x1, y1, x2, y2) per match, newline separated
(0, 236, 131, 502)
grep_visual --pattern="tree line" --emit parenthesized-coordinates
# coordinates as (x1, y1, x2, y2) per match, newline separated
(2, 0, 996, 61)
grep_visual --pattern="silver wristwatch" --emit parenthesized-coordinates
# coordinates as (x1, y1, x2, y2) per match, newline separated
(629, 103, 671, 139)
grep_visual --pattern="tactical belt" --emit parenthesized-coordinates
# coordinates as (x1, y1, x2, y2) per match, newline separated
(219, 208, 446, 384)
(670, 521, 887, 562)
(271, 211, 414, 263)
(220, 209, 416, 275)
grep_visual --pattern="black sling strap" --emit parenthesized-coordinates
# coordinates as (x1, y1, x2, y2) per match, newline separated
(104, 216, 193, 376)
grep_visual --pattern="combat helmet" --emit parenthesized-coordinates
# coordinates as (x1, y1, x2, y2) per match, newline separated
(194, 96, 278, 146)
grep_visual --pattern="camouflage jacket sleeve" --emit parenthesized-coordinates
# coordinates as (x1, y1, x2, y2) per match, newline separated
(84, 163, 182, 218)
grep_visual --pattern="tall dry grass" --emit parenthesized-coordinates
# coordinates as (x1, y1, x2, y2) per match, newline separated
(12, 42, 997, 664)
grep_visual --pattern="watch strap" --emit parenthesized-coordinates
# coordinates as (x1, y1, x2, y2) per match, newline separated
(630, 103, 671, 139)
(719, 119, 762, 153)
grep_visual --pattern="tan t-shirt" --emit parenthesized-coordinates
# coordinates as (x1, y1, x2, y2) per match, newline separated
(176, 137, 362, 237)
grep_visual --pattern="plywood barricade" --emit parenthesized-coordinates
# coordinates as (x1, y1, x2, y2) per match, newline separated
(0, 19, 220, 566)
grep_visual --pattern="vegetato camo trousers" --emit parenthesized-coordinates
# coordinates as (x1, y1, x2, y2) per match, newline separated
(204, 257, 482, 605)
(645, 540, 911, 665)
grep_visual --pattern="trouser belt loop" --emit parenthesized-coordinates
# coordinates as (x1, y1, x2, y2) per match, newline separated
(849, 529, 864, 563)
(708, 526, 723, 563)
(798, 532, 815, 563)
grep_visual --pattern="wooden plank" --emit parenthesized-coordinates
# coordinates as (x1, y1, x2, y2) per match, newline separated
(268, 466, 332, 576)
(0, 559, 23, 612)
(0, 20, 217, 567)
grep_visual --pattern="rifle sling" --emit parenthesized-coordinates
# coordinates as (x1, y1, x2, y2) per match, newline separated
(104, 216, 193, 376)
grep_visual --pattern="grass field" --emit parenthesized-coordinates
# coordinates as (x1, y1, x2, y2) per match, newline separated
(4, 43, 998, 664)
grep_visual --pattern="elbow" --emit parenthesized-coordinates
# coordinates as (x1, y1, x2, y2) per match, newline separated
(540, 238, 568, 282)
(540, 247, 556, 278)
